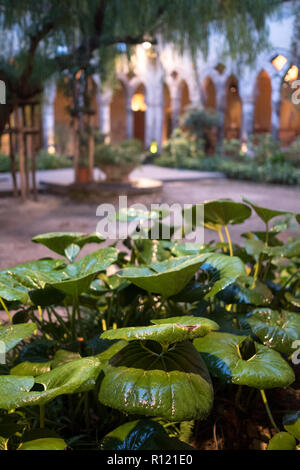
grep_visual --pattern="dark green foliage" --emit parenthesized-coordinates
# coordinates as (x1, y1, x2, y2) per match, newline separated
(0, 198, 299, 449)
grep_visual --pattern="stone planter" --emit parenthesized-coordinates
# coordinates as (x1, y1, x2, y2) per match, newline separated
(100, 163, 137, 183)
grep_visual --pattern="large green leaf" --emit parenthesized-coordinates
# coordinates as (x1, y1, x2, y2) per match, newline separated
(50, 247, 119, 296)
(198, 253, 246, 299)
(99, 340, 213, 421)
(32, 232, 105, 259)
(240, 308, 300, 355)
(263, 239, 300, 259)
(10, 361, 52, 377)
(117, 254, 211, 297)
(199, 199, 252, 230)
(0, 323, 36, 352)
(243, 198, 293, 225)
(0, 259, 65, 304)
(283, 411, 300, 440)
(0, 356, 102, 409)
(18, 437, 66, 450)
(216, 276, 273, 306)
(101, 316, 219, 345)
(133, 239, 171, 265)
(118, 253, 245, 298)
(194, 332, 295, 389)
(267, 432, 297, 450)
(100, 419, 193, 450)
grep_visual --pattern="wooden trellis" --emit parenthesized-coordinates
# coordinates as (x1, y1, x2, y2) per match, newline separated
(1, 98, 41, 200)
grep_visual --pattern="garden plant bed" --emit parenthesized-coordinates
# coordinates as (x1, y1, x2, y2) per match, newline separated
(0, 198, 299, 451)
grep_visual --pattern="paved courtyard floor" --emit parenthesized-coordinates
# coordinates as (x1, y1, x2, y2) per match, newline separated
(0, 170, 299, 269)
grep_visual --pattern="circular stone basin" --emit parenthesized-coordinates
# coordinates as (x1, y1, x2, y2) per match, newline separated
(68, 178, 163, 202)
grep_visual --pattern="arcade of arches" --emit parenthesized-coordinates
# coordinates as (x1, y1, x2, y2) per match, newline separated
(2, 70, 299, 157)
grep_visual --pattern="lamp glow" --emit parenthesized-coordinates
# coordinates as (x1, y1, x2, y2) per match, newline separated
(284, 65, 299, 82)
(271, 55, 288, 71)
(150, 141, 158, 154)
(142, 41, 152, 50)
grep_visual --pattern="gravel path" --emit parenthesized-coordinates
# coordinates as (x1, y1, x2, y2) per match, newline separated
(0, 178, 299, 269)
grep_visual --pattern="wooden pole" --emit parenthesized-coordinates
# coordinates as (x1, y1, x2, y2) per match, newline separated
(8, 124, 18, 197)
(22, 106, 30, 198)
(30, 104, 37, 200)
(15, 106, 27, 200)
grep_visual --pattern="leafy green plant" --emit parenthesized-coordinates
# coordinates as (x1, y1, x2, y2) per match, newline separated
(0, 199, 299, 450)
(94, 139, 143, 167)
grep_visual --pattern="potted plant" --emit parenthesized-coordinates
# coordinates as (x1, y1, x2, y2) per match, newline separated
(94, 138, 143, 183)
(180, 106, 220, 154)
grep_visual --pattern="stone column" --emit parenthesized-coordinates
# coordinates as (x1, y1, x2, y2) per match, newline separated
(241, 97, 254, 141)
(271, 76, 281, 139)
(42, 80, 56, 150)
(97, 90, 112, 138)
(125, 91, 134, 139)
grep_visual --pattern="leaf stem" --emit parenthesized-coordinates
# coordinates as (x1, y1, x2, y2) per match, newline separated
(0, 297, 12, 324)
(259, 389, 280, 433)
(224, 225, 233, 257)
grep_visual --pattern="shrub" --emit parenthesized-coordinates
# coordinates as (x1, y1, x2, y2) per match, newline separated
(284, 137, 300, 168)
(0, 153, 12, 172)
(94, 139, 143, 167)
(35, 150, 72, 170)
(249, 133, 281, 164)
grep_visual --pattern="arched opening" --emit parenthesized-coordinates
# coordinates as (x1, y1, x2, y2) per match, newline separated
(253, 70, 272, 134)
(162, 83, 172, 144)
(179, 80, 191, 115)
(110, 80, 127, 143)
(132, 83, 146, 146)
(224, 75, 242, 139)
(279, 80, 300, 146)
(204, 77, 216, 110)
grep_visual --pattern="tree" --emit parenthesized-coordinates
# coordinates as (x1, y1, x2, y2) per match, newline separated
(0, 0, 289, 131)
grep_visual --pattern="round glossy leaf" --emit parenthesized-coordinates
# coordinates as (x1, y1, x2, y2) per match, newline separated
(101, 316, 219, 344)
(217, 276, 273, 306)
(117, 254, 211, 297)
(198, 253, 246, 299)
(194, 332, 295, 389)
(0, 356, 102, 409)
(32, 232, 105, 257)
(0, 259, 65, 304)
(11, 361, 52, 377)
(267, 432, 297, 450)
(0, 323, 36, 352)
(264, 239, 300, 259)
(240, 308, 300, 355)
(283, 411, 300, 440)
(202, 199, 252, 229)
(100, 419, 193, 450)
(242, 198, 293, 225)
(18, 437, 66, 450)
(50, 247, 118, 296)
(99, 340, 213, 421)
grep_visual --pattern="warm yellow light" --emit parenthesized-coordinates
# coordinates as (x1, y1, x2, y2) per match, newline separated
(150, 141, 158, 154)
(272, 55, 288, 71)
(241, 142, 248, 154)
(131, 93, 147, 112)
(142, 41, 152, 50)
(284, 65, 299, 82)
(48, 145, 56, 154)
